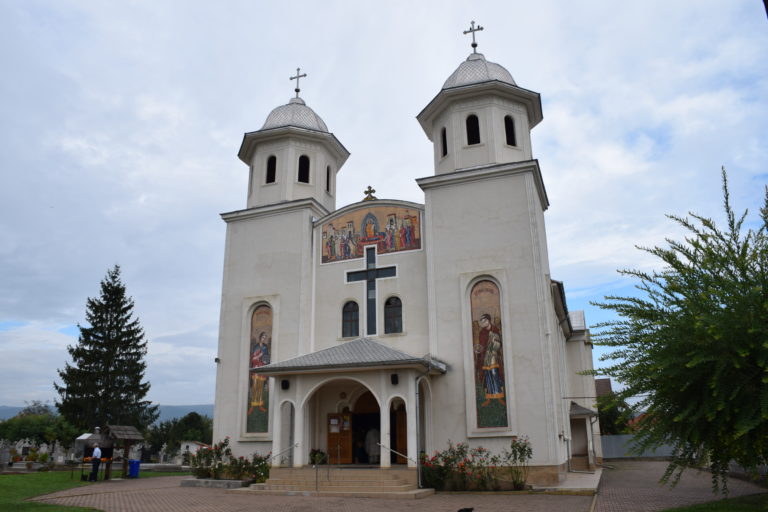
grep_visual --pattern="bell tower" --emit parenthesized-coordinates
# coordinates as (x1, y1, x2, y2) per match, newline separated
(416, 23, 542, 175)
(238, 69, 349, 211)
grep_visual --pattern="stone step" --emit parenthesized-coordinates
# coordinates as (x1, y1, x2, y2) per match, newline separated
(265, 483, 417, 492)
(269, 471, 404, 482)
(234, 487, 435, 500)
(267, 477, 414, 487)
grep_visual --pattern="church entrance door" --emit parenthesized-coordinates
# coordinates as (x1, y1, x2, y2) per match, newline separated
(327, 413, 352, 464)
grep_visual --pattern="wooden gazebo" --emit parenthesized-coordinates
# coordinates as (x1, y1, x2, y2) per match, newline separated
(105, 425, 144, 477)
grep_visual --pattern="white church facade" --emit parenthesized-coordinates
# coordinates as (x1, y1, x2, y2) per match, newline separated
(213, 34, 601, 485)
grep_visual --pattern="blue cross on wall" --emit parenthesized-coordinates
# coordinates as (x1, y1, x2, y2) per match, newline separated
(346, 246, 396, 335)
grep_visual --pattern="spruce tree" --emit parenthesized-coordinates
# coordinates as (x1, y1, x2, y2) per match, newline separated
(55, 265, 158, 432)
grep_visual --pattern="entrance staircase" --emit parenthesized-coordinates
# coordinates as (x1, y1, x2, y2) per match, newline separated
(242, 466, 434, 499)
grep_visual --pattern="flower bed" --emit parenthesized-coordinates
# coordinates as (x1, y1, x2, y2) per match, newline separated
(421, 437, 532, 491)
(189, 437, 270, 483)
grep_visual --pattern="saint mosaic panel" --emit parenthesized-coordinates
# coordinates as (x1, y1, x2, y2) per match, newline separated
(470, 280, 509, 428)
(246, 304, 272, 433)
(321, 206, 421, 263)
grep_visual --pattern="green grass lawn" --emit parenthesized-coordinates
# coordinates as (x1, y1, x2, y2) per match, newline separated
(661, 493, 768, 511)
(0, 469, 191, 511)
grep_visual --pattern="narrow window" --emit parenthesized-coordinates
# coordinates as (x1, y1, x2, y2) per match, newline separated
(384, 296, 402, 334)
(266, 156, 277, 184)
(248, 165, 254, 197)
(440, 127, 448, 157)
(298, 155, 310, 183)
(342, 301, 359, 338)
(504, 116, 516, 146)
(466, 115, 480, 145)
(326, 165, 331, 193)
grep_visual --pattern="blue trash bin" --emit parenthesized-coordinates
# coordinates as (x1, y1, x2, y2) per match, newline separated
(128, 459, 140, 478)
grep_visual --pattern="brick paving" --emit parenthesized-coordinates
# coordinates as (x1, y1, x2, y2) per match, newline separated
(30, 476, 591, 512)
(596, 460, 767, 512)
(29, 461, 768, 512)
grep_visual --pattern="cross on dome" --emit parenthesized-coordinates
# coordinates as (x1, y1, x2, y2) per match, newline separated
(463, 21, 484, 53)
(289, 67, 307, 98)
(363, 186, 377, 201)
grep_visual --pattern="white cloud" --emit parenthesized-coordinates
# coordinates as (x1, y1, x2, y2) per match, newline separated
(1, 0, 765, 404)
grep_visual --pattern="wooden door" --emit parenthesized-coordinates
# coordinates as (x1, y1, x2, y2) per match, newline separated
(327, 413, 352, 464)
(395, 408, 407, 464)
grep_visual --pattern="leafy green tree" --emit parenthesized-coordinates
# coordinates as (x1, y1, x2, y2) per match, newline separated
(0, 407, 79, 446)
(592, 169, 768, 493)
(595, 393, 631, 435)
(145, 412, 213, 456)
(54, 265, 158, 432)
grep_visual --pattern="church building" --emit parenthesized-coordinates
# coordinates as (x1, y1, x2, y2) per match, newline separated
(213, 27, 600, 486)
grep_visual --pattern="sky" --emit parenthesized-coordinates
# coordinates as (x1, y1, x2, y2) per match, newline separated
(1, 1, 766, 407)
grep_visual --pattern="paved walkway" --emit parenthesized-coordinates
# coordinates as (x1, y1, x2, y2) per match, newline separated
(596, 460, 766, 512)
(29, 461, 767, 512)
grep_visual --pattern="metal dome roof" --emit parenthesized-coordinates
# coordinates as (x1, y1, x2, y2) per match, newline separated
(261, 97, 328, 132)
(442, 53, 516, 89)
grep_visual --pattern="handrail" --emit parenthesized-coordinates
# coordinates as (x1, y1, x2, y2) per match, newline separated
(312, 452, 330, 491)
(269, 442, 298, 463)
(377, 442, 418, 465)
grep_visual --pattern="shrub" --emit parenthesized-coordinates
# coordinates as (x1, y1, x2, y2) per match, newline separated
(420, 441, 502, 491)
(501, 436, 533, 490)
(189, 437, 270, 482)
(309, 449, 327, 465)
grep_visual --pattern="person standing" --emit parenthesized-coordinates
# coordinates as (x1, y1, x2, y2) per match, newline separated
(89, 443, 102, 482)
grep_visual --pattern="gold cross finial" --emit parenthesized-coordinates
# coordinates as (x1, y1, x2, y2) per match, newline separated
(363, 186, 377, 201)
(289, 67, 307, 98)
(463, 21, 484, 53)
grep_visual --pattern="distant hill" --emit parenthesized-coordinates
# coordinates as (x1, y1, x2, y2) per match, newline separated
(154, 404, 214, 423)
(0, 406, 22, 420)
(0, 404, 214, 423)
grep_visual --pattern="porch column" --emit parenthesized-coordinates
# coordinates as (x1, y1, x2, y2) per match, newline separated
(293, 402, 305, 467)
(271, 396, 283, 467)
(406, 382, 417, 468)
(380, 399, 391, 468)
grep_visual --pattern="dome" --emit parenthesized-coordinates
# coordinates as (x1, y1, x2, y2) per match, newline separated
(442, 53, 516, 90)
(261, 97, 329, 132)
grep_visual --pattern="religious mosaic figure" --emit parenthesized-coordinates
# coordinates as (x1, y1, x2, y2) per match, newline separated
(246, 304, 272, 432)
(471, 280, 508, 428)
(248, 332, 270, 414)
(477, 314, 505, 406)
(320, 206, 421, 263)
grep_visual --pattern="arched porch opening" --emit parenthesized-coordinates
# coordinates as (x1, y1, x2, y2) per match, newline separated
(277, 401, 295, 466)
(389, 397, 407, 464)
(304, 378, 382, 466)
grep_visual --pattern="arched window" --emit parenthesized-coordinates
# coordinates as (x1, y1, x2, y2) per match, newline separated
(298, 155, 310, 183)
(504, 115, 516, 146)
(326, 165, 331, 193)
(342, 301, 359, 338)
(384, 296, 402, 334)
(266, 156, 277, 184)
(440, 127, 448, 157)
(466, 115, 480, 145)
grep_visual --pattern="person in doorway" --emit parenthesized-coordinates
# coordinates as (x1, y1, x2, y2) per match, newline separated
(365, 428, 380, 464)
(89, 443, 102, 482)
